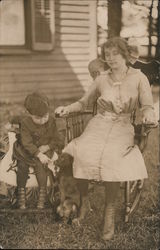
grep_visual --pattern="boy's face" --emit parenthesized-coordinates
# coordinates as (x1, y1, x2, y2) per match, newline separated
(88, 59, 105, 80)
(90, 70, 101, 80)
(30, 112, 49, 125)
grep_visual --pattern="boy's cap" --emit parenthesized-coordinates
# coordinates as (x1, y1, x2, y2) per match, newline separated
(24, 92, 49, 117)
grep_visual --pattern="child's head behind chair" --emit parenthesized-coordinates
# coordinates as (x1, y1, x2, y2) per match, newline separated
(24, 91, 50, 125)
(88, 58, 105, 80)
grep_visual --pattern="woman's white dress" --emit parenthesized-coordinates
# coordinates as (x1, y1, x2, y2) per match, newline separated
(63, 68, 155, 182)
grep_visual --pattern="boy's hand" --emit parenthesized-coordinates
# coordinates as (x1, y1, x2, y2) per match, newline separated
(5, 122, 19, 131)
(39, 145, 50, 153)
(37, 152, 50, 164)
(5, 122, 12, 130)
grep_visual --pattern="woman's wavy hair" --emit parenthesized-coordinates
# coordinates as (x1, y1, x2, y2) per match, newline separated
(101, 37, 130, 64)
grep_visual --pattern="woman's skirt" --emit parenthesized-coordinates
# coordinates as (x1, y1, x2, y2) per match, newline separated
(63, 112, 148, 182)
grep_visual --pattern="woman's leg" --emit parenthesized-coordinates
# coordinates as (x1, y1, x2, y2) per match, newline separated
(102, 181, 120, 240)
(76, 178, 89, 220)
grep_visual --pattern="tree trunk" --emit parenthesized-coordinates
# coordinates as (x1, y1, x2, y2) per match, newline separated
(156, 0, 160, 59)
(108, 0, 122, 38)
(148, 0, 154, 59)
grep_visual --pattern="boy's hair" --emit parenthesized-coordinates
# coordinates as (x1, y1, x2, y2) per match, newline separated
(24, 91, 49, 117)
(88, 58, 105, 74)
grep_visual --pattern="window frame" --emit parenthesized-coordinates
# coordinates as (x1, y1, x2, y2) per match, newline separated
(0, 0, 32, 55)
(0, 0, 55, 55)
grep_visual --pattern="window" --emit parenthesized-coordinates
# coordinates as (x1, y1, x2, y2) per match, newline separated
(0, 0, 55, 54)
(0, 0, 25, 46)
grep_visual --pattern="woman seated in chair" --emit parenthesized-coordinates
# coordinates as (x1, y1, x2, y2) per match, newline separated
(55, 37, 156, 241)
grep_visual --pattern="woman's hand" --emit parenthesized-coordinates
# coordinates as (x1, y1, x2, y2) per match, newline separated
(38, 145, 50, 153)
(55, 106, 70, 117)
(142, 109, 157, 125)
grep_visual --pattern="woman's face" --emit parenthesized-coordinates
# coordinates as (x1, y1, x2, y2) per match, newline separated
(104, 47, 126, 69)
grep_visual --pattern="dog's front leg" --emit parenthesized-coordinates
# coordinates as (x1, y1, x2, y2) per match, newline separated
(59, 176, 66, 203)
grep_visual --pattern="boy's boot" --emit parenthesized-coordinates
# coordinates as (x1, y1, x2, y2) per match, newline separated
(37, 187, 46, 209)
(18, 188, 26, 209)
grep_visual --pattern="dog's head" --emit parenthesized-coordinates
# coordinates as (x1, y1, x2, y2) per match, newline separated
(54, 153, 73, 176)
(56, 198, 78, 224)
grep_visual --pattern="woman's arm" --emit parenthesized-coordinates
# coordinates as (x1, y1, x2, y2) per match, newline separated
(55, 81, 98, 116)
(138, 72, 156, 124)
(69, 81, 98, 112)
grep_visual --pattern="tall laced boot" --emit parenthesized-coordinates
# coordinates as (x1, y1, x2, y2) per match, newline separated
(18, 188, 26, 209)
(102, 203, 115, 241)
(37, 187, 46, 209)
(102, 182, 119, 241)
(79, 195, 90, 220)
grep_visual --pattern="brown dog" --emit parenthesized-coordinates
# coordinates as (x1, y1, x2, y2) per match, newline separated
(54, 153, 80, 223)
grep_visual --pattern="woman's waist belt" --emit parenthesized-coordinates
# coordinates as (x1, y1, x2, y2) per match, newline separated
(98, 110, 131, 122)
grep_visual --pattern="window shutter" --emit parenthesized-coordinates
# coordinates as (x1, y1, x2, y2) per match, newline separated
(31, 0, 55, 51)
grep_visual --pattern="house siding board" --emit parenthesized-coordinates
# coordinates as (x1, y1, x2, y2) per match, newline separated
(0, 61, 89, 69)
(0, 80, 89, 93)
(0, 91, 83, 103)
(0, 0, 97, 103)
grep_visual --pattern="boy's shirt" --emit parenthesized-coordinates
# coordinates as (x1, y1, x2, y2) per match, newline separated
(13, 115, 64, 162)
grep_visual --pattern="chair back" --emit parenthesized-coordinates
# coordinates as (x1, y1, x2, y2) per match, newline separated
(65, 111, 93, 143)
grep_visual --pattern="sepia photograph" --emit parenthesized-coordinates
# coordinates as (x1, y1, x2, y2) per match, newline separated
(0, 0, 159, 249)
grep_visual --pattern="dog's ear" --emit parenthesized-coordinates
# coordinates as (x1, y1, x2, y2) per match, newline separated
(68, 154, 73, 165)
(55, 153, 73, 176)
(63, 153, 73, 165)
(60, 153, 73, 176)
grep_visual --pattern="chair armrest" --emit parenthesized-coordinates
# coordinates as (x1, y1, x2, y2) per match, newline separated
(55, 110, 94, 143)
(55, 110, 93, 119)
(134, 123, 158, 152)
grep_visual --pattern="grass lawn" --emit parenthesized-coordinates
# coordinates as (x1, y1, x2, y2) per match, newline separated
(0, 102, 159, 249)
